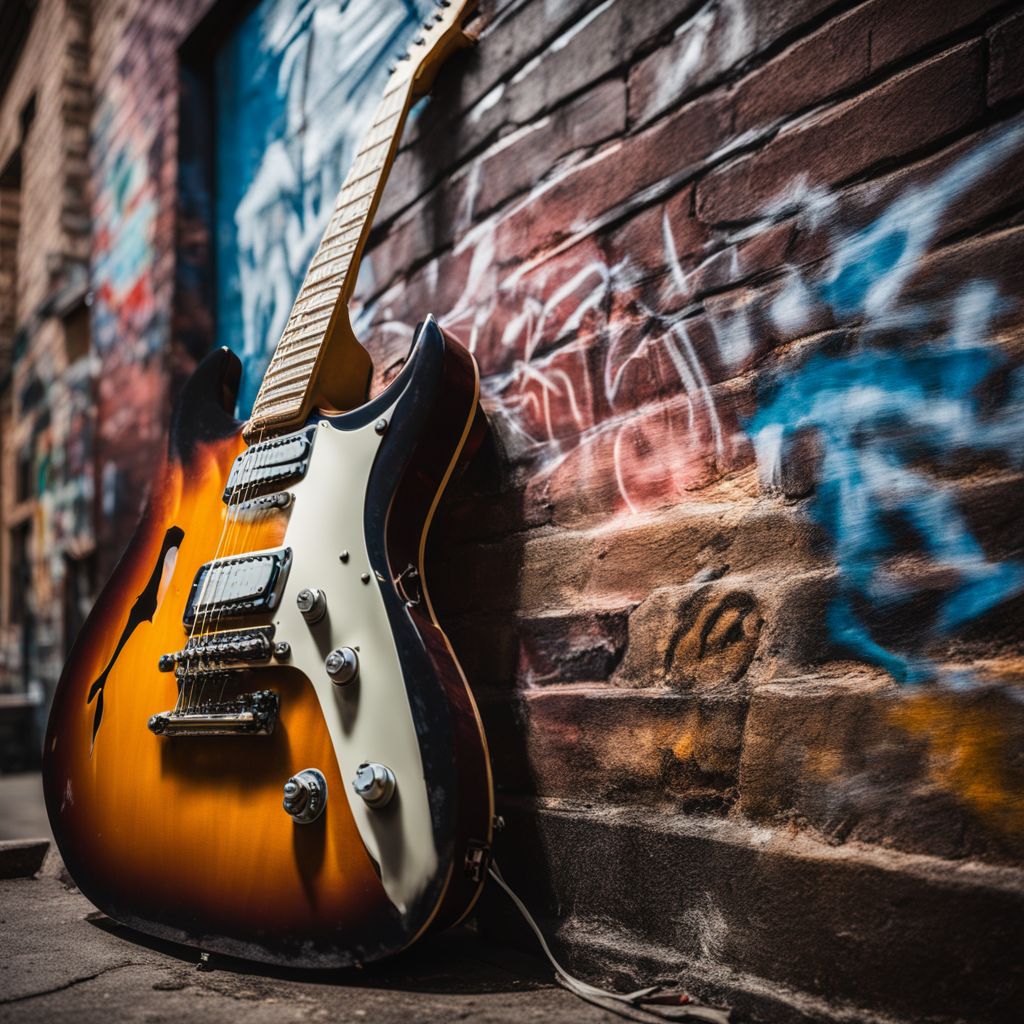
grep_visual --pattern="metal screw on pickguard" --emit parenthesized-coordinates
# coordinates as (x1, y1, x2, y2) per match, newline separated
(339, 550, 350, 563)
(274, 641, 291, 660)
(374, 418, 388, 435)
(360, 572, 371, 584)
(353, 762, 396, 808)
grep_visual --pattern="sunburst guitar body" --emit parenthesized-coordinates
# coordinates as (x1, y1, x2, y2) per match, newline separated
(43, 320, 493, 966)
(43, 0, 494, 967)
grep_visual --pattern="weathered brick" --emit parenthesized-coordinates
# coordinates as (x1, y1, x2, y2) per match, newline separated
(495, 89, 728, 263)
(628, 0, 837, 128)
(989, 10, 1024, 105)
(697, 41, 987, 225)
(740, 681, 1024, 863)
(516, 607, 631, 684)
(480, 688, 747, 807)
(472, 78, 627, 220)
(614, 569, 838, 690)
(488, 802, 1024, 1023)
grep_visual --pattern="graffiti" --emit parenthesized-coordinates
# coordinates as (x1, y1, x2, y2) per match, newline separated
(215, 0, 435, 414)
(92, 93, 161, 356)
(665, 586, 762, 690)
(382, 115, 1024, 687)
(748, 125, 1024, 683)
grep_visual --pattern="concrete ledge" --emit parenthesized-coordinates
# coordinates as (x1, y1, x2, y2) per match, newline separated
(482, 799, 1024, 1024)
(0, 838, 51, 880)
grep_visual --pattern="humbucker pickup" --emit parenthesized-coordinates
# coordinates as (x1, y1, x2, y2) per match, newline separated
(183, 549, 292, 627)
(223, 426, 315, 504)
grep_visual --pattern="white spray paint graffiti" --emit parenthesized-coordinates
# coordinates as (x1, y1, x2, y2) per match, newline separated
(218, 0, 434, 413)
(401, 116, 1024, 681)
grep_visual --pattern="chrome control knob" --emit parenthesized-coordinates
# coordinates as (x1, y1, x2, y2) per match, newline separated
(353, 762, 396, 808)
(282, 768, 327, 824)
(325, 646, 359, 685)
(296, 587, 327, 623)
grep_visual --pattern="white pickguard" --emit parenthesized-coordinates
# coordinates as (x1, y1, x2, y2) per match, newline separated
(269, 410, 438, 918)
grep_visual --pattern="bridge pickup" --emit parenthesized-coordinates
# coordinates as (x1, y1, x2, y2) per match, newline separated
(160, 626, 276, 672)
(183, 548, 292, 627)
(148, 690, 279, 737)
(223, 426, 315, 504)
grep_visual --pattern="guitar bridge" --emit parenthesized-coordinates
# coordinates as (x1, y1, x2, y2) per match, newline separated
(148, 690, 279, 737)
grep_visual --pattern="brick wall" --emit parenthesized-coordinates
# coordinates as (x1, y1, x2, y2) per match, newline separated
(355, 1, 1024, 1019)
(2, 0, 1022, 1020)
(0, 0, 94, 698)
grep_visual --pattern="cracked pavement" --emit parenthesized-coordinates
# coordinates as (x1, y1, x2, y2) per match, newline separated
(0, 868, 620, 1023)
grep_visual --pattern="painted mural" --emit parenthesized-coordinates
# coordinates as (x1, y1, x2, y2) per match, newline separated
(92, 91, 162, 358)
(214, 0, 435, 414)
(360, 115, 1024, 692)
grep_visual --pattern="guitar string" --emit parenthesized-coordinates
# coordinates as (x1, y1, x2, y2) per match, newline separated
(182, 79, 413, 716)
(178, 421, 265, 714)
(208, 418, 278, 709)
(190, 421, 269, 713)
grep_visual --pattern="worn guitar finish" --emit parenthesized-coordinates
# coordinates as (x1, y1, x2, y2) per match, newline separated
(45, 0, 490, 966)
(44, 319, 492, 966)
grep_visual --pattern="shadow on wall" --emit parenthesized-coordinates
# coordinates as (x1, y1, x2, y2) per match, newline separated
(422, 117, 1024, 692)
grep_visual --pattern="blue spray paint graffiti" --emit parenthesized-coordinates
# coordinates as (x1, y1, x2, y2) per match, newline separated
(749, 124, 1024, 683)
(214, 0, 434, 415)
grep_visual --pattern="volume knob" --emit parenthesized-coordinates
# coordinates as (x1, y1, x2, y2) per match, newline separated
(353, 762, 396, 808)
(325, 646, 359, 685)
(296, 587, 327, 623)
(282, 768, 327, 824)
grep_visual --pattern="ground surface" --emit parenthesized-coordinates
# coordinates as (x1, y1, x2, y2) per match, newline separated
(0, 773, 50, 841)
(0, 866, 626, 1024)
(0, 773, 620, 1023)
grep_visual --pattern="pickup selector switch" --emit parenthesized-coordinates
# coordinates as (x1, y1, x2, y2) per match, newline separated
(296, 587, 327, 623)
(325, 646, 359, 685)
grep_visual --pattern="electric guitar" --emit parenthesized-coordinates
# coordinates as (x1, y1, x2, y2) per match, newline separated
(43, 0, 493, 968)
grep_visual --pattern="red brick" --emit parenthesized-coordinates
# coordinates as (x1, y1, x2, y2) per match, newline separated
(629, 0, 837, 128)
(472, 78, 627, 219)
(496, 89, 728, 262)
(517, 607, 630, 684)
(988, 10, 1024, 105)
(697, 41, 987, 225)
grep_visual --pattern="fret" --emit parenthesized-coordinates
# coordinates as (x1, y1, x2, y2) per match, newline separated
(274, 335, 325, 360)
(261, 364, 321, 393)
(253, 379, 310, 405)
(290, 290, 344, 318)
(300, 269, 347, 296)
(261, 356, 319, 386)
(247, 60, 418, 435)
(342, 163, 387, 192)
(307, 239, 358, 275)
(279, 319, 337, 348)
(281, 307, 335, 336)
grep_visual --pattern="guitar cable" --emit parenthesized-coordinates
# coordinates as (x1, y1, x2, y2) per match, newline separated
(487, 862, 731, 1023)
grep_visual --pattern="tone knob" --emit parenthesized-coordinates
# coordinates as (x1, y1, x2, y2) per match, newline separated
(282, 768, 327, 824)
(296, 587, 327, 623)
(325, 646, 359, 685)
(353, 762, 396, 808)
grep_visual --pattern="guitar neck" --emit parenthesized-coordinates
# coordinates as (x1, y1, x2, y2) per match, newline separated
(245, 76, 415, 438)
